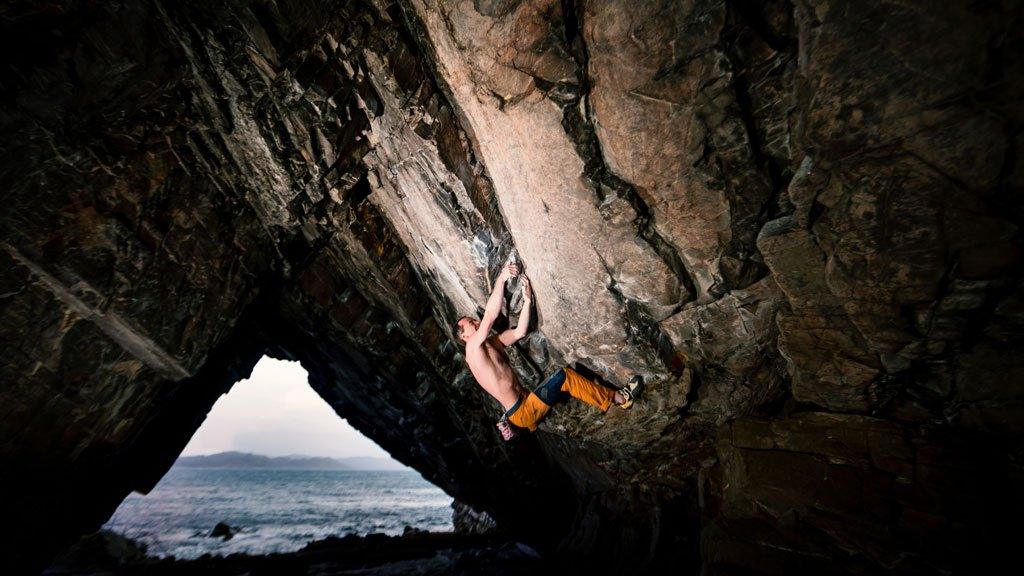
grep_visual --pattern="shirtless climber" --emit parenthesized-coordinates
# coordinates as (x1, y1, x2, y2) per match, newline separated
(455, 263, 643, 439)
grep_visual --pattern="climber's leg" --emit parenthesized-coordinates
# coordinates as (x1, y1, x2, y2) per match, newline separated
(506, 393, 550, 432)
(510, 368, 637, 432)
(559, 367, 616, 412)
(506, 369, 574, 431)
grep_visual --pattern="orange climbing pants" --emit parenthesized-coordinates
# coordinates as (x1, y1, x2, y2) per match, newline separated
(506, 367, 616, 431)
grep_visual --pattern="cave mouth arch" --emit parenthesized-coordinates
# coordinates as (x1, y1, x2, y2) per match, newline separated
(178, 356, 394, 463)
(101, 356, 454, 559)
(5, 0, 1020, 573)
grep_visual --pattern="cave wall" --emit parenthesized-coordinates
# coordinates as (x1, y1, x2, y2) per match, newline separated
(2, 0, 1023, 574)
(0, 0, 575, 569)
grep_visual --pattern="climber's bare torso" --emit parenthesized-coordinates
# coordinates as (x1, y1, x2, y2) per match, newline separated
(456, 264, 533, 410)
(465, 335, 525, 411)
(456, 265, 631, 417)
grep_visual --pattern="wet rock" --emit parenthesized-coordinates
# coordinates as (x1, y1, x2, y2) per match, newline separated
(402, 525, 428, 537)
(48, 532, 548, 575)
(452, 501, 498, 536)
(209, 522, 235, 541)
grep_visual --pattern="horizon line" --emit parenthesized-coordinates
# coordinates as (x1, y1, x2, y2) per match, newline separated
(177, 450, 398, 460)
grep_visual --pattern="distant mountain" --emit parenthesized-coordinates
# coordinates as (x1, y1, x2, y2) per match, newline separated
(333, 456, 408, 470)
(174, 451, 407, 470)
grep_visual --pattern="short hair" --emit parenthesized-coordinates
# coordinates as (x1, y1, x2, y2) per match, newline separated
(454, 316, 473, 339)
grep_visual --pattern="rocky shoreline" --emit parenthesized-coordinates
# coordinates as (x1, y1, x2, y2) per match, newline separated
(45, 530, 548, 576)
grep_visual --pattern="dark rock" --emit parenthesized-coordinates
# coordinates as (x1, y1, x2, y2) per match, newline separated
(44, 530, 150, 573)
(452, 500, 498, 535)
(2, 0, 1023, 574)
(48, 531, 548, 575)
(702, 412, 1017, 574)
(209, 522, 235, 541)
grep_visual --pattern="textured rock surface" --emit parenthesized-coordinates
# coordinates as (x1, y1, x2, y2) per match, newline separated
(452, 501, 498, 535)
(46, 532, 547, 575)
(2, 0, 1022, 574)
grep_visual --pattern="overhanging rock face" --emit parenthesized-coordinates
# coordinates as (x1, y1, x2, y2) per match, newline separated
(1, 0, 1022, 573)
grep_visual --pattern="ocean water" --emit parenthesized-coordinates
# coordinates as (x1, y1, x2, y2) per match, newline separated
(103, 467, 454, 559)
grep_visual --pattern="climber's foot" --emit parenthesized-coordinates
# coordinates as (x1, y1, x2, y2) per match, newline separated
(618, 375, 644, 409)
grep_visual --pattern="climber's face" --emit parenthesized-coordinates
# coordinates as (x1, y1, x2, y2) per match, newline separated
(456, 316, 479, 343)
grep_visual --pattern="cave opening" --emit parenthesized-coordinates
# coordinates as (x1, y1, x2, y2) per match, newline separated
(100, 356, 453, 559)
(5, 0, 1023, 573)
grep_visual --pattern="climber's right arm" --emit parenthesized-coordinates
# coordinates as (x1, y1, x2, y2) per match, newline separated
(468, 264, 515, 347)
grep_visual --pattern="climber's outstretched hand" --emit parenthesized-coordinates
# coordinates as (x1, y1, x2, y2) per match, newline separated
(499, 272, 533, 347)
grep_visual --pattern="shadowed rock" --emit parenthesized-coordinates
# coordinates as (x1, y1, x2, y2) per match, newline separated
(2, 0, 1023, 574)
(209, 522, 235, 541)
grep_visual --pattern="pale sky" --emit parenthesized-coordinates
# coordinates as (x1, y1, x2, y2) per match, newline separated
(181, 356, 391, 459)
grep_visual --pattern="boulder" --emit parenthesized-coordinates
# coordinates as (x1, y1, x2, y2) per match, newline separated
(209, 522, 236, 541)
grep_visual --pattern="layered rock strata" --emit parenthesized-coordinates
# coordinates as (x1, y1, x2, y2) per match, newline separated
(2, 0, 1022, 573)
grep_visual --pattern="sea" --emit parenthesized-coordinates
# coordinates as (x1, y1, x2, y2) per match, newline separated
(103, 467, 454, 559)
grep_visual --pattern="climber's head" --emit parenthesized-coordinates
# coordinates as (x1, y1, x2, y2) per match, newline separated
(455, 316, 479, 344)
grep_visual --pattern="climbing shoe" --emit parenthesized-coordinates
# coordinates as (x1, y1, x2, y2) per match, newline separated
(618, 375, 644, 409)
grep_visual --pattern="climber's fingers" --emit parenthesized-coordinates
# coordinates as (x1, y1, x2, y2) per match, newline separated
(507, 263, 520, 276)
(521, 276, 532, 300)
